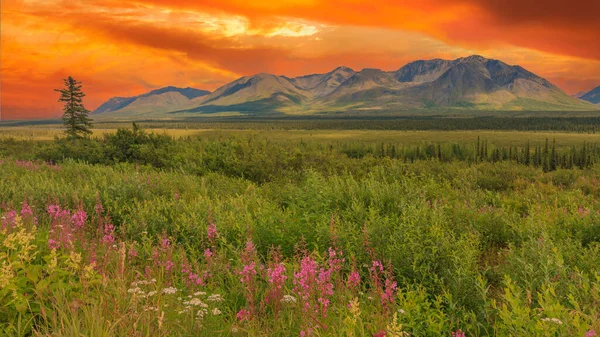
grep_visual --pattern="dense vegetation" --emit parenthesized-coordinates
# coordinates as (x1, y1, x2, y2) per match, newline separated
(4, 115, 600, 132)
(1, 124, 599, 336)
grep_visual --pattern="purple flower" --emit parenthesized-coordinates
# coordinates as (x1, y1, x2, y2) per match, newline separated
(452, 329, 466, 337)
(207, 222, 217, 241)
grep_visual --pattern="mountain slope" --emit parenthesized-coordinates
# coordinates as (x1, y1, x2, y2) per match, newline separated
(94, 56, 599, 118)
(581, 86, 600, 104)
(93, 86, 210, 116)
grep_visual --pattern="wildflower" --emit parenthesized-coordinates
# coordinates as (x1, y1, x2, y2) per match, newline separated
(165, 260, 175, 272)
(397, 309, 406, 315)
(0, 262, 13, 288)
(293, 255, 319, 311)
(127, 287, 144, 295)
(184, 298, 208, 307)
(347, 271, 360, 289)
(207, 223, 217, 241)
(196, 308, 208, 319)
(207, 294, 223, 302)
(71, 210, 87, 230)
(348, 297, 360, 317)
(382, 278, 398, 305)
(540, 318, 563, 325)
(145, 291, 158, 298)
(237, 309, 251, 321)
(67, 251, 82, 270)
(144, 306, 159, 312)
(83, 263, 96, 279)
(281, 295, 297, 303)
(586, 330, 597, 337)
(268, 262, 287, 287)
(129, 247, 138, 258)
(212, 308, 222, 315)
(327, 247, 344, 271)
(373, 331, 386, 337)
(452, 329, 466, 337)
(101, 223, 116, 244)
(161, 238, 171, 250)
(193, 291, 207, 296)
(204, 248, 213, 259)
(47, 239, 60, 250)
(387, 313, 410, 337)
(162, 287, 178, 295)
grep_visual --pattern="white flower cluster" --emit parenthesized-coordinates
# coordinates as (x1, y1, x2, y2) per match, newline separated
(281, 295, 297, 303)
(162, 287, 178, 295)
(207, 294, 224, 302)
(127, 287, 144, 295)
(183, 298, 209, 307)
(541, 317, 563, 325)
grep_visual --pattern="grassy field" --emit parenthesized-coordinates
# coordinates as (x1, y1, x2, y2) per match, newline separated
(1, 120, 600, 336)
(2, 126, 600, 148)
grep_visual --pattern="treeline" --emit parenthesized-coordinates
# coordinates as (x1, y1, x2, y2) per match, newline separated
(1, 126, 599, 184)
(90, 116, 600, 132)
(342, 137, 597, 171)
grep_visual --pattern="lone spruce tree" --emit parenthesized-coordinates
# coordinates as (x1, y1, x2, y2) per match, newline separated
(55, 76, 93, 138)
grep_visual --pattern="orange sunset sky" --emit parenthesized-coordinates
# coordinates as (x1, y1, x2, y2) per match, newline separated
(1, 0, 600, 120)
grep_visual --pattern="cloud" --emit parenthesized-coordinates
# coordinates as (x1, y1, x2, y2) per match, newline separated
(129, 0, 600, 60)
(2, 0, 600, 119)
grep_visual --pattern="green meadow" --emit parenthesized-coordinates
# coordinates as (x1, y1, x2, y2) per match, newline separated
(1, 118, 599, 336)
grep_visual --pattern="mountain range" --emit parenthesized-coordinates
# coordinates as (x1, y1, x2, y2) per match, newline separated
(580, 86, 600, 104)
(93, 55, 599, 118)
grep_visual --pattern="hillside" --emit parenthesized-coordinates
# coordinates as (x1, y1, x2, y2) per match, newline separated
(94, 56, 598, 118)
(581, 86, 600, 104)
(93, 86, 210, 117)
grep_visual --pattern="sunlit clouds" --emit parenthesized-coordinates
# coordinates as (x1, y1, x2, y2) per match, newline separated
(1, 0, 599, 119)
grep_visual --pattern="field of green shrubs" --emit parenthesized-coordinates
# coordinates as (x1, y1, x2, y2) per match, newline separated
(1, 126, 599, 336)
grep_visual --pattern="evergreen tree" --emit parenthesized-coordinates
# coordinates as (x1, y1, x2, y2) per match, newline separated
(55, 77, 93, 139)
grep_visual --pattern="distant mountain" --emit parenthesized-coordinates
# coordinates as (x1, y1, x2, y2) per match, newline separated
(94, 56, 599, 118)
(581, 86, 600, 104)
(93, 86, 210, 116)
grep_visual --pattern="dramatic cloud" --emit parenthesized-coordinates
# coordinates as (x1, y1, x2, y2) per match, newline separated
(1, 0, 599, 119)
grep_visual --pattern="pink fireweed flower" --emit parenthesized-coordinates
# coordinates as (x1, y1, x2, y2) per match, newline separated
(236, 309, 251, 321)
(48, 239, 60, 250)
(1, 210, 17, 230)
(373, 331, 386, 337)
(452, 329, 466, 337)
(371, 260, 384, 274)
(586, 330, 597, 337)
(347, 271, 360, 289)
(165, 260, 175, 272)
(161, 238, 171, 250)
(267, 263, 287, 289)
(207, 222, 217, 241)
(381, 278, 398, 305)
(128, 247, 138, 258)
(239, 261, 257, 284)
(20, 202, 34, 218)
(101, 223, 116, 244)
(95, 201, 104, 216)
(293, 256, 319, 311)
(327, 247, 344, 272)
(71, 210, 87, 230)
(204, 248, 213, 259)
(47, 205, 62, 219)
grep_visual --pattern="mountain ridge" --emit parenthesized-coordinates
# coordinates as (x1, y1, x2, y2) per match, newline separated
(94, 55, 598, 118)
(581, 86, 600, 104)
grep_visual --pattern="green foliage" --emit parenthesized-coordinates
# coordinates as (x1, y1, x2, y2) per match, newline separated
(1, 131, 600, 335)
